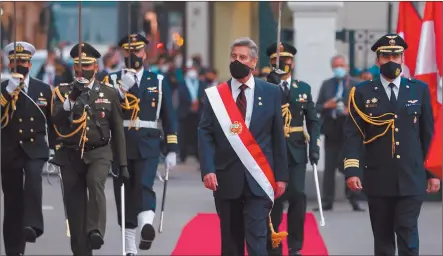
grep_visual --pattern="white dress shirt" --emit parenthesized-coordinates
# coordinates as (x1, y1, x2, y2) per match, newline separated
(231, 75, 255, 127)
(23, 75, 30, 93)
(280, 77, 291, 91)
(380, 75, 401, 99)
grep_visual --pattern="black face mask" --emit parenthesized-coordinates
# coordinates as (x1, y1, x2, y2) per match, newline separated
(11, 65, 29, 77)
(271, 60, 292, 74)
(229, 60, 251, 79)
(110, 63, 118, 69)
(380, 61, 402, 79)
(76, 69, 95, 82)
(124, 53, 143, 70)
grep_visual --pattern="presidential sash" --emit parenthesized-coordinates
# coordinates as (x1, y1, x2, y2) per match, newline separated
(205, 82, 276, 201)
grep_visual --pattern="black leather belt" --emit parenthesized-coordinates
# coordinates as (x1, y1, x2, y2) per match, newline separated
(62, 138, 110, 152)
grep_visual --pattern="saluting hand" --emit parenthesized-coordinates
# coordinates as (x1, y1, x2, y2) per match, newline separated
(203, 173, 218, 191)
(121, 69, 137, 92)
(346, 176, 363, 192)
(426, 178, 440, 193)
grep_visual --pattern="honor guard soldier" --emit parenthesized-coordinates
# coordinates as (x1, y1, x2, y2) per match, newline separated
(1, 41, 56, 256)
(108, 33, 178, 255)
(50, 42, 129, 255)
(265, 42, 321, 256)
(343, 34, 440, 256)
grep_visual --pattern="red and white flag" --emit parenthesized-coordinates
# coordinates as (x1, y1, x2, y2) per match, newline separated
(397, 2, 423, 77)
(416, 2, 442, 179)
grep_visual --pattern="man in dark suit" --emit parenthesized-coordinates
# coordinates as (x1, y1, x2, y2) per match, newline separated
(343, 34, 440, 256)
(1, 41, 56, 256)
(109, 33, 178, 255)
(36, 48, 73, 88)
(198, 37, 288, 256)
(314, 55, 364, 211)
(265, 42, 321, 256)
(178, 60, 206, 163)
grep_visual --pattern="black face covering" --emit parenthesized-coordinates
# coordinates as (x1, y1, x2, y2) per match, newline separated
(124, 53, 143, 70)
(271, 60, 291, 74)
(11, 65, 29, 77)
(229, 60, 251, 79)
(380, 61, 402, 79)
(81, 69, 95, 81)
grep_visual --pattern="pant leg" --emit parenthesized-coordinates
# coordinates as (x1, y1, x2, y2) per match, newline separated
(244, 186, 273, 256)
(61, 160, 91, 256)
(179, 120, 188, 162)
(214, 197, 244, 256)
(1, 152, 26, 255)
(395, 196, 423, 256)
(367, 196, 396, 256)
(136, 157, 160, 213)
(322, 139, 339, 206)
(23, 159, 45, 236)
(86, 158, 111, 236)
(286, 163, 307, 253)
(188, 113, 199, 158)
(113, 160, 138, 229)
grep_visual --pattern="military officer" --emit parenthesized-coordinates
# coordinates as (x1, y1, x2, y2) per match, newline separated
(343, 34, 440, 256)
(265, 42, 321, 256)
(1, 41, 56, 256)
(51, 42, 129, 255)
(108, 33, 178, 255)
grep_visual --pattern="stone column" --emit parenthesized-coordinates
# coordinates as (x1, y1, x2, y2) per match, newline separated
(186, 2, 210, 66)
(287, 2, 343, 174)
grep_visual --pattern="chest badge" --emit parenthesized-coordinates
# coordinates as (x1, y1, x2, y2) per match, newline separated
(99, 92, 104, 98)
(371, 97, 378, 103)
(229, 121, 243, 135)
(100, 112, 105, 118)
(40, 92, 43, 97)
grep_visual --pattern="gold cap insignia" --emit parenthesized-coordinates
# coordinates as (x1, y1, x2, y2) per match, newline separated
(15, 44, 24, 52)
(81, 52, 87, 57)
(389, 39, 396, 46)
(229, 121, 243, 135)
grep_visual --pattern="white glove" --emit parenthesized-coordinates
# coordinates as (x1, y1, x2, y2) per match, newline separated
(6, 76, 21, 94)
(165, 152, 177, 169)
(63, 99, 75, 111)
(49, 149, 55, 157)
(121, 70, 137, 92)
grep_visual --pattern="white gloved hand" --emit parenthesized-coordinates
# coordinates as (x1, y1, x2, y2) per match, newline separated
(121, 70, 137, 92)
(165, 152, 177, 169)
(6, 76, 21, 94)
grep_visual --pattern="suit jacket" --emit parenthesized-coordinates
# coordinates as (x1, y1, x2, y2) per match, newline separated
(198, 77, 288, 199)
(36, 60, 74, 86)
(316, 76, 359, 142)
(1, 77, 56, 161)
(177, 79, 206, 120)
(343, 77, 434, 196)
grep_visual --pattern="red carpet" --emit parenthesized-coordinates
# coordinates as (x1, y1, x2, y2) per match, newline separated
(172, 213, 328, 255)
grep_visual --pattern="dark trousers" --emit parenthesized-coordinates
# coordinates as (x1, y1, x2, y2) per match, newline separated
(322, 138, 359, 206)
(367, 196, 423, 256)
(60, 153, 110, 256)
(215, 183, 272, 256)
(179, 113, 199, 162)
(268, 164, 307, 255)
(1, 147, 45, 255)
(113, 157, 159, 228)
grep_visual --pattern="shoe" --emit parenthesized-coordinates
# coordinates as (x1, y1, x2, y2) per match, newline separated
(23, 226, 37, 243)
(312, 205, 333, 211)
(289, 249, 302, 256)
(88, 231, 104, 250)
(139, 223, 156, 250)
(350, 201, 365, 212)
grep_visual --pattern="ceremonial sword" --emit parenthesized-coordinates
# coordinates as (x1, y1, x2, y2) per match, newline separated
(274, 2, 286, 75)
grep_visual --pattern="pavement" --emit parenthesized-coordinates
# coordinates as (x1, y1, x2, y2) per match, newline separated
(1, 158, 442, 255)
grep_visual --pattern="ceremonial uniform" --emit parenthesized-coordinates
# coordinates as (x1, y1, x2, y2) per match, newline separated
(108, 34, 178, 255)
(1, 42, 56, 256)
(51, 43, 127, 255)
(343, 34, 435, 256)
(265, 43, 321, 256)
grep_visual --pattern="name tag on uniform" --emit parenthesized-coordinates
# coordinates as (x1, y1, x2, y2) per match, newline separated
(147, 87, 158, 93)
(95, 98, 110, 104)
(405, 99, 420, 107)
(37, 97, 48, 106)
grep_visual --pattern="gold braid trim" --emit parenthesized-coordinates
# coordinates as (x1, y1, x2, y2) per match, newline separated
(348, 86, 396, 157)
(120, 90, 140, 130)
(268, 215, 288, 248)
(1, 84, 25, 129)
(281, 103, 292, 137)
(51, 87, 89, 155)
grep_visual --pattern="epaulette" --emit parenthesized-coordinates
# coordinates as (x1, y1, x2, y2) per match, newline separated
(354, 79, 372, 88)
(406, 77, 427, 87)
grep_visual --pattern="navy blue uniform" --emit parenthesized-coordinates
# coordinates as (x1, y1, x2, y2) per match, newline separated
(109, 69, 178, 229)
(343, 77, 435, 255)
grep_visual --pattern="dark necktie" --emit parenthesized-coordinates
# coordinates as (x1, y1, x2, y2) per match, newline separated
(281, 81, 289, 104)
(236, 84, 248, 120)
(130, 74, 139, 94)
(389, 83, 397, 107)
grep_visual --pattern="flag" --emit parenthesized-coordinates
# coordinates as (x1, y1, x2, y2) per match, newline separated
(397, 2, 422, 77)
(418, 2, 443, 179)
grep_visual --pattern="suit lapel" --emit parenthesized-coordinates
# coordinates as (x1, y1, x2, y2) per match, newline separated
(249, 78, 263, 133)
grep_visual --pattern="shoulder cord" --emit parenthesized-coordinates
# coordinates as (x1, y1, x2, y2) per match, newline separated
(348, 86, 396, 157)
(281, 103, 292, 138)
(1, 83, 25, 128)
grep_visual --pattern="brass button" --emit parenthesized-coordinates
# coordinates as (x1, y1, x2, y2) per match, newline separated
(30, 117, 34, 121)
(414, 112, 417, 114)
(87, 116, 90, 120)
(369, 113, 373, 116)
(30, 129, 34, 132)
(30, 138, 34, 142)
(395, 128, 399, 132)
(396, 141, 399, 145)
(19, 129, 23, 134)
(394, 114, 398, 118)
(18, 118, 22, 123)
(86, 127, 90, 131)
(396, 155, 400, 159)
(19, 140, 23, 144)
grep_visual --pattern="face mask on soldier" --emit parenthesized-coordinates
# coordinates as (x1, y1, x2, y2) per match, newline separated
(380, 61, 402, 79)
(124, 52, 143, 70)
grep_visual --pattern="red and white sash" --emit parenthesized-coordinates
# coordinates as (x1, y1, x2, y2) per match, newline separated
(205, 82, 276, 202)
